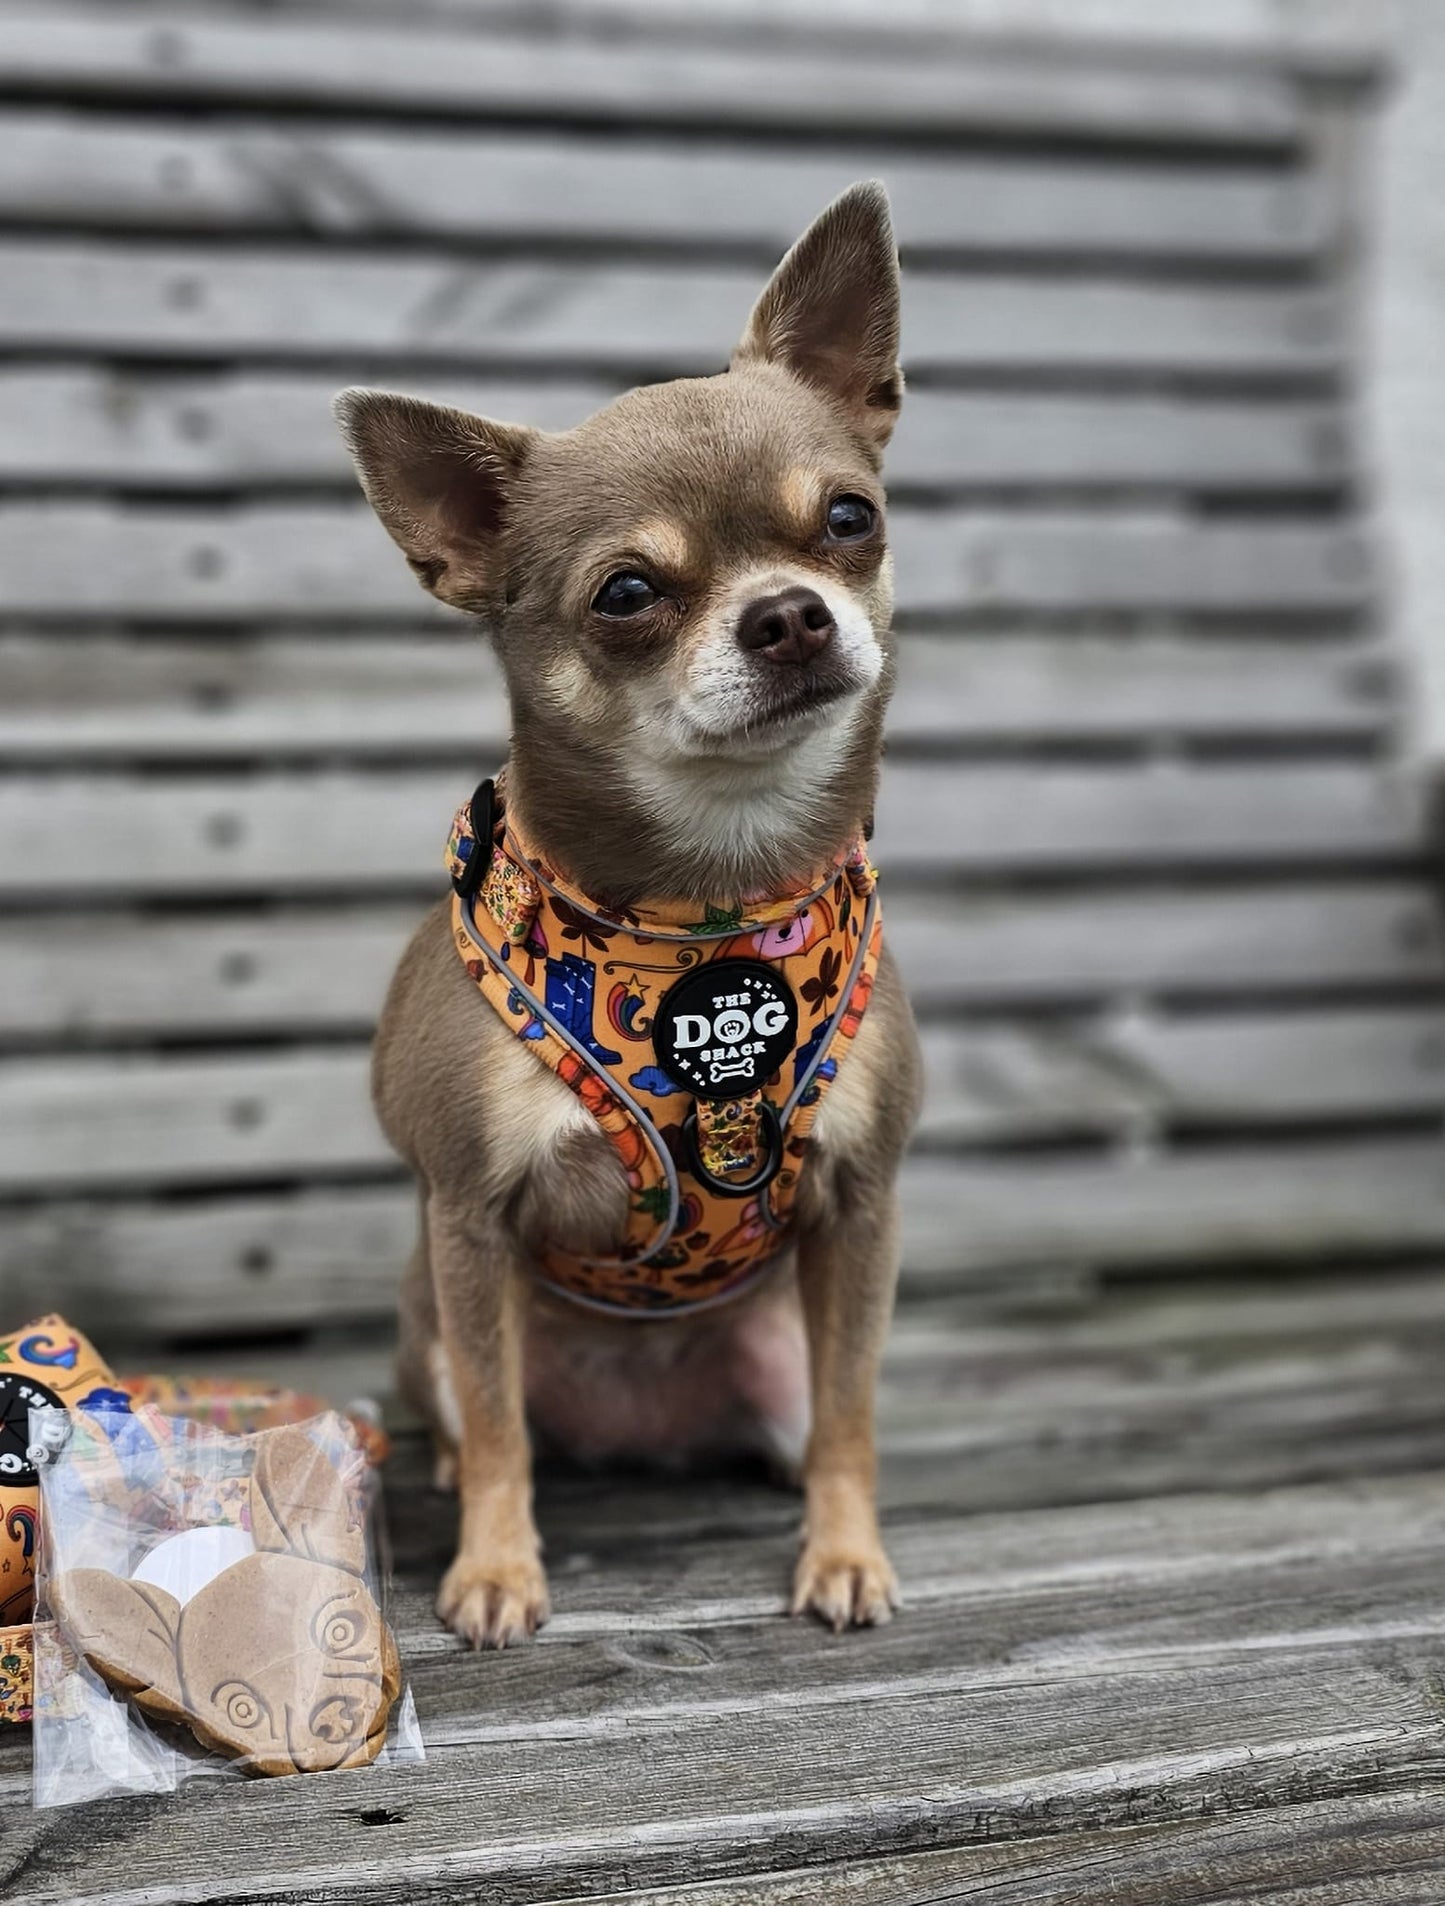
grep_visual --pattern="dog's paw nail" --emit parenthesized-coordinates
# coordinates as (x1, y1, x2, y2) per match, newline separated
(791, 1545, 899, 1632)
(438, 1555, 551, 1650)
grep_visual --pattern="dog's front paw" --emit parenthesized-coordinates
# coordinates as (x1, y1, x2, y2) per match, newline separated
(791, 1536, 899, 1632)
(438, 1550, 551, 1650)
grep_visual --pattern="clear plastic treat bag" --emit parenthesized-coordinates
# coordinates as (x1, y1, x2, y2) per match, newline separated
(30, 1403, 423, 1807)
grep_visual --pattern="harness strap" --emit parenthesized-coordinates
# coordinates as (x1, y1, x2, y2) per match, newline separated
(445, 778, 884, 1316)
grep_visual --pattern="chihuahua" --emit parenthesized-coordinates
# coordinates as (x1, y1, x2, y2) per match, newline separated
(336, 180, 923, 1648)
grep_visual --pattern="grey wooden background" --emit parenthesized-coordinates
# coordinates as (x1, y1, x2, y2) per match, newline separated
(0, 0, 1435, 1357)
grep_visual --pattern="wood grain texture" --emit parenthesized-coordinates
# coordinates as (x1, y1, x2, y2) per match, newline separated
(3, 1641, 1441, 1901)
(915, 1002, 1445, 1140)
(0, 239, 1348, 373)
(0, 368, 1354, 491)
(519, 1802, 1445, 1906)
(3, 882, 1437, 1044)
(0, 631, 1394, 761)
(891, 881, 1445, 1006)
(0, 9, 1307, 146)
(0, 759, 1423, 900)
(10, 1139, 1445, 1337)
(0, 112, 1332, 261)
(0, 502, 1378, 618)
(6, 1002, 1445, 1191)
(0, 0, 1376, 74)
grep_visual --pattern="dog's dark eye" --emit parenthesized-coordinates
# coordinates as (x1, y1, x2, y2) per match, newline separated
(593, 571, 660, 617)
(825, 495, 877, 542)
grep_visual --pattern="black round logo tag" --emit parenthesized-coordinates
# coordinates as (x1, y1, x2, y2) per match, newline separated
(0, 1372, 64, 1488)
(654, 959, 798, 1101)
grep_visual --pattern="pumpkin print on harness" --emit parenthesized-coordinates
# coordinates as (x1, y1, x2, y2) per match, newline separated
(445, 778, 882, 1317)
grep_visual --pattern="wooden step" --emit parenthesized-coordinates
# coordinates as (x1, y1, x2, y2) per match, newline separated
(0, 8, 1307, 147)
(0, 110, 1332, 262)
(0, 369, 1355, 493)
(5, 1005, 1445, 1192)
(0, 761, 1423, 901)
(0, 502, 1377, 618)
(0, 631, 1394, 762)
(0, 238, 1348, 375)
(2, 883, 1436, 1043)
(10, 1139, 1445, 1336)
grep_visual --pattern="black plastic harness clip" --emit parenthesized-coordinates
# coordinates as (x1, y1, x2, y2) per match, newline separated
(451, 777, 496, 899)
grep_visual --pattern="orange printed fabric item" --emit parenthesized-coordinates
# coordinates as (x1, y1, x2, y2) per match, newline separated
(0, 1316, 123, 1636)
(447, 786, 882, 1316)
(0, 1625, 32, 1724)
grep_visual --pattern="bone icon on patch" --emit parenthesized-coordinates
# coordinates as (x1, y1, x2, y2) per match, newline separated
(709, 1057, 756, 1085)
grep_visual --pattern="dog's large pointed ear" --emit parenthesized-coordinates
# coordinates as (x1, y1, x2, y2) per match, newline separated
(732, 180, 902, 456)
(249, 1424, 365, 1577)
(333, 389, 535, 614)
(51, 1569, 187, 1723)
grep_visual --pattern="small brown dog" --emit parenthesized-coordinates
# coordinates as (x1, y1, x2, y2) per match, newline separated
(336, 180, 922, 1648)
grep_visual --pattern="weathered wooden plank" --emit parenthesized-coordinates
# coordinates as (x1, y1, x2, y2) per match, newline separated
(10, 1140, 1445, 1336)
(2, 1640, 1440, 1904)
(876, 760, 1421, 868)
(0, 761, 1422, 900)
(516, 1799, 1445, 1906)
(0, 368, 1355, 492)
(383, 1530, 1445, 1706)
(546, 1280, 1445, 1518)
(0, 904, 417, 1040)
(0, 1183, 418, 1338)
(917, 1003, 1445, 1141)
(0, 10, 1307, 147)
(0, 632, 514, 758)
(0, 631, 1394, 761)
(7, 1004, 1444, 1191)
(75, 1269, 1445, 1510)
(0, 112, 1331, 261)
(2, 883, 1435, 1043)
(0, 502, 1377, 617)
(896, 881, 1445, 1006)
(393, 1538, 1445, 1699)
(43, 0, 1374, 78)
(0, 239, 1348, 374)
(0, 1049, 382, 1192)
(903, 1138, 1445, 1278)
(110, 1260, 1445, 1402)
(894, 391, 1354, 491)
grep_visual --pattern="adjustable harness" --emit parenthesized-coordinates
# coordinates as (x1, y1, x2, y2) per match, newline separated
(445, 778, 882, 1318)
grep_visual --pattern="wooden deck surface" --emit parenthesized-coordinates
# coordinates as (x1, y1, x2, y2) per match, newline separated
(6, 1267, 1445, 1902)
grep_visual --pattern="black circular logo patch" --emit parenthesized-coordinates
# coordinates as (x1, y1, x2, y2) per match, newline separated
(654, 959, 798, 1101)
(0, 1373, 64, 1488)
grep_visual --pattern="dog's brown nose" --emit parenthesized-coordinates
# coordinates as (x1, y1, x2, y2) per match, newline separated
(735, 587, 835, 665)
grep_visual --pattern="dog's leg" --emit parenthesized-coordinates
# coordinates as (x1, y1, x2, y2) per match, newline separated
(791, 1189, 900, 1630)
(395, 1201, 459, 1491)
(428, 1198, 549, 1649)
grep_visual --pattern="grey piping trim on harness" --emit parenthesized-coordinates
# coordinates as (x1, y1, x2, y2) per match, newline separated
(759, 883, 880, 1234)
(455, 894, 682, 1267)
(531, 1243, 791, 1322)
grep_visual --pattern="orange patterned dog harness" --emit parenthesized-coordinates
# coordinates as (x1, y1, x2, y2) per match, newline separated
(445, 780, 882, 1317)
